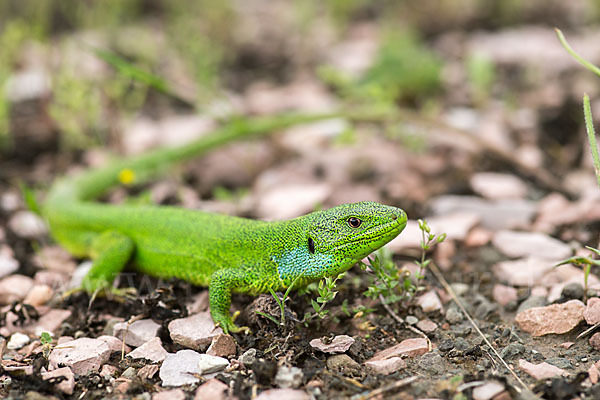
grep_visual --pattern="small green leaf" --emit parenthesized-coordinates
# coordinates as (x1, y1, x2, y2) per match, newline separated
(40, 332, 53, 345)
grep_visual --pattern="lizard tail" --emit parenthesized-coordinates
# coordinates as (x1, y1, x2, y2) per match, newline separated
(43, 113, 338, 214)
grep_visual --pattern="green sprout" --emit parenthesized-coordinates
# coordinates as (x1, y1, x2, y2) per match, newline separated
(556, 246, 600, 299)
(361, 219, 446, 305)
(40, 331, 53, 359)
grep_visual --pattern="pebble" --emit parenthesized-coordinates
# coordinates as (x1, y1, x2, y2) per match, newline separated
(562, 282, 584, 300)
(8, 211, 47, 238)
(492, 230, 571, 260)
(516, 296, 547, 314)
(198, 354, 230, 375)
(416, 319, 437, 333)
(127, 337, 168, 363)
(584, 297, 600, 325)
(194, 379, 228, 400)
(138, 364, 160, 380)
(364, 357, 406, 375)
(589, 332, 600, 350)
(68, 261, 93, 289)
(0, 247, 19, 278)
(405, 315, 418, 325)
(367, 338, 429, 362)
(206, 334, 237, 358)
(450, 283, 470, 297)
(470, 172, 527, 199)
(472, 380, 505, 400)
(418, 352, 446, 374)
(23, 284, 54, 307)
(326, 354, 361, 376)
(430, 195, 536, 230)
(546, 357, 572, 369)
(7, 332, 30, 350)
(493, 257, 555, 287)
(256, 183, 331, 220)
(518, 359, 568, 380)
(98, 335, 129, 354)
(500, 343, 525, 359)
(153, 389, 185, 400)
(417, 290, 443, 313)
(122, 367, 138, 379)
(445, 303, 464, 324)
(27, 309, 72, 337)
(515, 299, 585, 336)
(453, 337, 470, 351)
(100, 364, 119, 379)
(0, 274, 34, 304)
(589, 362, 600, 384)
(275, 366, 303, 388)
(49, 337, 111, 375)
(239, 348, 257, 367)
(35, 246, 77, 274)
(492, 284, 518, 306)
(309, 335, 355, 354)
(473, 295, 498, 319)
(168, 311, 222, 351)
(159, 350, 204, 387)
(465, 227, 493, 247)
(113, 319, 161, 347)
(41, 366, 75, 395)
(426, 212, 481, 242)
(255, 388, 310, 400)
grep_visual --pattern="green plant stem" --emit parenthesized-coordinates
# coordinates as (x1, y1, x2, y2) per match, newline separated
(583, 94, 600, 188)
(555, 28, 600, 78)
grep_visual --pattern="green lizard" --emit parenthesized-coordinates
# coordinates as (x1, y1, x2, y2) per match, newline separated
(42, 114, 408, 333)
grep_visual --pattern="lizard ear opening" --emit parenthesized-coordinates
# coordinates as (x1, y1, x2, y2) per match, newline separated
(308, 237, 315, 254)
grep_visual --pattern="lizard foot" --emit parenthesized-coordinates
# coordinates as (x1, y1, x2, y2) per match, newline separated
(215, 311, 252, 335)
(62, 285, 137, 305)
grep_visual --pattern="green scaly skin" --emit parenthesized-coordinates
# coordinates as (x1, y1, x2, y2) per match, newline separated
(43, 114, 408, 333)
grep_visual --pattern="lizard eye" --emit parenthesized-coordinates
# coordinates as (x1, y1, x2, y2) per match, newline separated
(348, 217, 362, 228)
(308, 237, 315, 254)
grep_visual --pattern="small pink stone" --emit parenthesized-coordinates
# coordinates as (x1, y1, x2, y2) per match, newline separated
(42, 367, 75, 395)
(589, 332, 600, 351)
(515, 300, 584, 337)
(416, 320, 438, 333)
(492, 284, 518, 306)
(206, 334, 237, 358)
(364, 357, 406, 375)
(194, 378, 228, 400)
(584, 297, 600, 325)
(153, 389, 186, 400)
(367, 338, 429, 362)
(309, 335, 355, 354)
(518, 359, 568, 380)
(417, 290, 443, 313)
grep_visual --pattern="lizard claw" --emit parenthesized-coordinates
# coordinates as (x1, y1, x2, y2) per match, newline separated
(214, 311, 252, 335)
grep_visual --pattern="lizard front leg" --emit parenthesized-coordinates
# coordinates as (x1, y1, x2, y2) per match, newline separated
(66, 230, 135, 299)
(209, 268, 252, 334)
(209, 266, 280, 334)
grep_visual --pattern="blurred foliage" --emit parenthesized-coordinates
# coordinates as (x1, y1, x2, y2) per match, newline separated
(319, 29, 442, 108)
(49, 62, 104, 149)
(361, 30, 442, 102)
(3, 0, 600, 151)
(466, 52, 496, 105)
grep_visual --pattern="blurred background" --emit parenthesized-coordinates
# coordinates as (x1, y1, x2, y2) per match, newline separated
(1, 0, 600, 227)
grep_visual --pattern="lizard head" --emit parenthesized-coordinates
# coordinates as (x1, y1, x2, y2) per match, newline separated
(306, 201, 407, 269)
